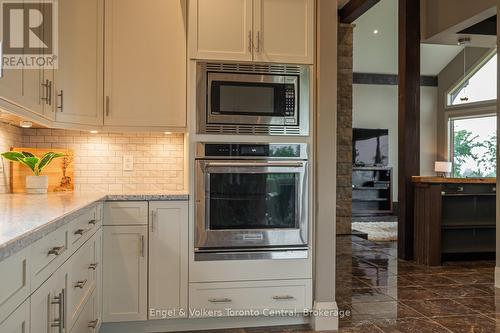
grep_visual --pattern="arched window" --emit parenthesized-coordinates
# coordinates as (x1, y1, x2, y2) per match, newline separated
(447, 52, 497, 106)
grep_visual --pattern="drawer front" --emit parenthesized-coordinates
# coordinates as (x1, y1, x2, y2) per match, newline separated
(31, 226, 69, 291)
(189, 279, 312, 318)
(68, 207, 98, 251)
(67, 237, 97, 330)
(70, 290, 99, 333)
(0, 298, 30, 333)
(104, 202, 148, 226)
(0, 247, 30, 324)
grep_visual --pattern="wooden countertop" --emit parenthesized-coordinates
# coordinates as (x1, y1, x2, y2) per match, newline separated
(412, 176, 496, 184)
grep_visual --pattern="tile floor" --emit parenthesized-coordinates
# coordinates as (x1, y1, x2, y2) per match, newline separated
(184, 235, 498, 332)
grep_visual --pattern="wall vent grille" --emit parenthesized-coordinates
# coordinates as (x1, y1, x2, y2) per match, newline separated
(205, 62, 302, 75)
(205, 124, 302, 136)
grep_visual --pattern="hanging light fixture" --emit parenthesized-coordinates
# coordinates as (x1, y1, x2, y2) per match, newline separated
(460, 45, 470, 103)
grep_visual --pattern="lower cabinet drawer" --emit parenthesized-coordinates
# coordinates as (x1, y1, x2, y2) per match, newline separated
(68, 206, 98, 252)
(67, 234, 97, 329)
(70, 289, 99, 333)
(189, 279, 312, 318)
(0, 298, 30, 333)
(31, 225, 69, 291)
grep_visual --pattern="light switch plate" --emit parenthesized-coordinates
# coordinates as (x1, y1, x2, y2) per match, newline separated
(123, 155, 134, 171)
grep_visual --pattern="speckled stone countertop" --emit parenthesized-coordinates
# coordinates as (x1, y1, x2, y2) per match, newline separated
(0, 191, 188, 262)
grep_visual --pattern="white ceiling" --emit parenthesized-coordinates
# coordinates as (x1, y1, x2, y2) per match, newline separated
(353, 0, 464, 76)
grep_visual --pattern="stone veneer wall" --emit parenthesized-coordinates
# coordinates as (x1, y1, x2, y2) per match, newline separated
(336, 23, 353, 235)
(0, 122, 24, 193)
(20, 129, 185, 192)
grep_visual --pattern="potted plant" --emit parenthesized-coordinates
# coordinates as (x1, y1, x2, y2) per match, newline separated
(1, 151, 65, 194)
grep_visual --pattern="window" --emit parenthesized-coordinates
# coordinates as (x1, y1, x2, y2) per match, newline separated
(451, 116, 497, 178)
(448, 53, 497, 106)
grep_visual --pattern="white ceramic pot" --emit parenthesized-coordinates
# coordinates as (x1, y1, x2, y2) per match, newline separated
(26, 175, 49, 194)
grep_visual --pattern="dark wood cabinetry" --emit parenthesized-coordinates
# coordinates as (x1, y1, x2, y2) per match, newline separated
(413, 177, 496, 266)
(352, 167, 393, 216)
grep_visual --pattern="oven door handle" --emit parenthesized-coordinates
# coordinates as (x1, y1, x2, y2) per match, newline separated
(204, 162, 305, 168)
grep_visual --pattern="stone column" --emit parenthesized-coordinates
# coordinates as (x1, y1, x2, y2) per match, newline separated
(336, 23, 354, 235)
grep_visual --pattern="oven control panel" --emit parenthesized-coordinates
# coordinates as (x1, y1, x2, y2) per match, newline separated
(198, 143, 308, 159)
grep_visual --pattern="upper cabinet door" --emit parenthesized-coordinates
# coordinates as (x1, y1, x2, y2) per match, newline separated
(253, 0, 314, 64)
(190, 0, 253, 62)
(55, 0, 104, 126)
(104, 0, 187, 129)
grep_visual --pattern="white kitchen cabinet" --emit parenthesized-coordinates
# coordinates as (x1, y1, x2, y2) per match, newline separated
(190, 0, 253, 62)
(70, 289, 99, 333)
(30, 266, 67, 333)
(253, 0, 314, 64)
(55, 0, 104, 126)
(102, 226, 148, 322)
(0, 69, 24, 107)
(148, 201, 188, 320)
(104, 0, 186, 129)
(0, 299, 30, 333)
(190, 0, 314, 64)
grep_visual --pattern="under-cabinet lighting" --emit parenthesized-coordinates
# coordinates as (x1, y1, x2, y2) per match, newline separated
(20, 121, 32, 128)
(164, 131, 172, 135)
(90, 130, 98, 134)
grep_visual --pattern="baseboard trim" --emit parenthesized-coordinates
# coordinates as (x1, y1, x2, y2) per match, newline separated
(495, 266, 500, 288)
(311, 301, 339, 331)
(100, 315, 309, 333)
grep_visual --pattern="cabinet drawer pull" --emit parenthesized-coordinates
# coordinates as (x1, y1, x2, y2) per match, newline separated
(88, 319, 99, 329)
(57, 90, 64, 112)
(74, 228, 90, 236)
(208, 298, 232, 303)
(89, 263, 98, 270)
(272, 295, 295, 300)
(74, 279, 88, 289)
(48, 245, 65, 256)
(88, 219, 97, 225)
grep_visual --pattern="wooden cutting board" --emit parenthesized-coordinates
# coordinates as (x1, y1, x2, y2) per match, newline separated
(10, 148, 74, 193)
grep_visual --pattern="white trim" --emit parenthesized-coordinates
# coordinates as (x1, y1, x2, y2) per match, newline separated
(311, 301, 339, 331)
(100, 316, 309, 333)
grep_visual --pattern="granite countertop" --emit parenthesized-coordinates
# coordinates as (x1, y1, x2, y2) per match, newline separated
(0, 191, 189, 262)
(412, 176, 496, 184)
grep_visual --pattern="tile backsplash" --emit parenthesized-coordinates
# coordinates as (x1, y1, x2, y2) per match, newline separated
(15, 129, 185, 193)
(0, 123, 24, 193)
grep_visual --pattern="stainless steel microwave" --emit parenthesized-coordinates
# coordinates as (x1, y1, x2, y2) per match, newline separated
(196, 62, 310, 136)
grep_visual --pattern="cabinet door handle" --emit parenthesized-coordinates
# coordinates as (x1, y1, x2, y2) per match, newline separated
(140, 235, 145, 257)
(48, 245, 65, 256)
(88, 319, 99, 329)
(105, 96, 110, 116)
(74, 279, 88, 289)
(57, 90, 64, 112)
(41, 79, 50, 104)
(151, 210, 157, 233)
(248, 30, 253, 53)
(50, 289, 65, 332)
(208, 298, 232, 303)
(272, 295, 295, 300)
(255, 31, 261, 53)
(89, 262, 98, 270)
(48, 80, 53, 106)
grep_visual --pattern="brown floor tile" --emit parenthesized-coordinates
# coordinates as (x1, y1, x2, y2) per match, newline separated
(470, 284, 498, 296)
(374, 318, 452, 333)
(386, 286, 442, 301)
(401, 274, 458, 286)
(454, 296, 500, 314)
(433, 315, 497, 333)
(338, 321, 384, 333)
(424, 284, 490, 299)
(439, 273, 495, 285)
(401, 298, 475, 317)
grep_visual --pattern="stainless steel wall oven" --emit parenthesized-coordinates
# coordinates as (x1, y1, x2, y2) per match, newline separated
(197, 62, 310, 136)
(195, 143, 309, 260)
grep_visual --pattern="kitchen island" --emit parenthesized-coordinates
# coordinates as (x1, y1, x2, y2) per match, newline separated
(413, 177, 496, 266)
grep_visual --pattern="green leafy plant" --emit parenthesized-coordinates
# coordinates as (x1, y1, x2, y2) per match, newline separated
(1, 151, 65, 176)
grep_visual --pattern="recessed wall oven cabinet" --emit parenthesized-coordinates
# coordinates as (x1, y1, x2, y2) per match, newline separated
(197, 62, 310, 136)
(195, 143, 309, 259)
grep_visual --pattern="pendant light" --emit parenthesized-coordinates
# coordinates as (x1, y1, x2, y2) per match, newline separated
(457, 37, 472, 103)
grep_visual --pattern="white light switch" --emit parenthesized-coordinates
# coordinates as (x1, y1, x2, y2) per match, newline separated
(123, 155, 134, 171)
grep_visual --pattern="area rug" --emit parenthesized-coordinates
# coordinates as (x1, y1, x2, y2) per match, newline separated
(351, 222, 398, 242)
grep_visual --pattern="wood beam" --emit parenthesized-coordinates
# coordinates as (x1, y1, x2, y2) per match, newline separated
(339, 0, 381, 24)
(398, 0, 420, 260)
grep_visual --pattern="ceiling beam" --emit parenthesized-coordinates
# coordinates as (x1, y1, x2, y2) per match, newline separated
(339, 0, 381, 24)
